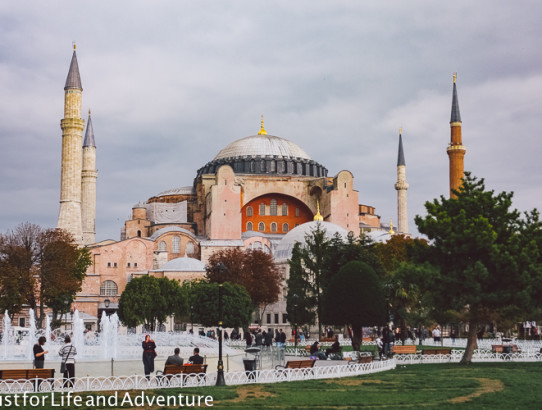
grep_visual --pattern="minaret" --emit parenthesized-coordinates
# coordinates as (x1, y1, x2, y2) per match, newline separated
(447, 73, 466, 198)
(57, 44, 84, 244)
(394, 129, 409, 233)
(81, 109, 97, 245)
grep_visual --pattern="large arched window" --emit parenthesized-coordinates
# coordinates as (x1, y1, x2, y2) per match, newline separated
(247, 222, 253, 231)
(259, 203, 266, 216)
(186, 241, 195, 255)
(282, 203, 288, 216)
(172, 236, 181, 253)
(258, 222, 265, 232)
(158, 241, 166, 251)
(283, 223, 289, 233)
(270, 199, 277, 216)
(100, 280, 118, 296)
(271, 222, 277, 232)
(246, 206, 253, 217)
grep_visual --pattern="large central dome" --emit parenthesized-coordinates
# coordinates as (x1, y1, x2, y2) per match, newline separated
(214, 134, 311, 161)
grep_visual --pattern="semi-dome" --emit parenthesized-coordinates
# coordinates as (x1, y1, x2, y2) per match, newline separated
(274, 221, 349, 262)
(214, 134, 311, 161)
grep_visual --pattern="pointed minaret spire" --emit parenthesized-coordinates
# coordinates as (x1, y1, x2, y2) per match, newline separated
(397, 127, 406, 166)
(64, 43, 82, 91)
(83, 109, 95, 147)
(450, 73, 461, 123)
(314, 200, 324, 221)
(258, 115, 267, 135)
(447, 73, 466, 198)
(394, 128, 409, 234)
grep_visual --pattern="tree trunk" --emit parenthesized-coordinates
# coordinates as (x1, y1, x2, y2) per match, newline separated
(460, 323, 479, 364)
(351, 324, 362, 351)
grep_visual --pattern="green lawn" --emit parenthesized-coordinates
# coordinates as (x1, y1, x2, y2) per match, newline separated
(2, 362, 541, 409)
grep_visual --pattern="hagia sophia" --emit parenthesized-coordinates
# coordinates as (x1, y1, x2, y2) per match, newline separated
(55, 47, 463, 331)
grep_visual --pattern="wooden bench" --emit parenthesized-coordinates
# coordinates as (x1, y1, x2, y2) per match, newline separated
(392, 345, 417, 355)
(492, 345, 521, 354)
(0, 369, 55, 391)
(347, 351, 374, 363)
(276, 359, 316, 370)
(162, 364, 207, 376)
(0, 369, 55, 380)
(422, 348, 452, 355)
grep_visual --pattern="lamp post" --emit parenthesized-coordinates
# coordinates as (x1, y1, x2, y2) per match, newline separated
(190, 305, 194, 333)
(104, 299, 110, 316)
(215, 262, 227, 386)
(63, 298, 70, 332)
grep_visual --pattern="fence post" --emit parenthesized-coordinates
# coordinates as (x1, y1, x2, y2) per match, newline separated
(111, 358, 114, 376)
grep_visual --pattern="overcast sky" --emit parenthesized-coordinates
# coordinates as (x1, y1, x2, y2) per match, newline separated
(1, 1, 541, 241)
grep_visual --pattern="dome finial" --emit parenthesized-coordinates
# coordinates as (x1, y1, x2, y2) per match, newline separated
(389, 219, 395, 235)
(258, 115, 267, 135)
(453, 72, 456, 83)
(73, 41, 76, 51)
(314, 201, 324, 221)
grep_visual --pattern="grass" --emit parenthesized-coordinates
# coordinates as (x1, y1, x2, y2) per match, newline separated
(1, 362, 541, 409)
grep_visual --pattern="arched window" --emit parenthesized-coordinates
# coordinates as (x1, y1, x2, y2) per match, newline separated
(137, 230, 141, 237)
(172, 236, 181, 253)
(282, 203, 288, 216)
(158, 241, 166, 251)
(283, 223, 289, 233)
(259, 203, 265, 216)
(258, 222, 265, 232)
(271, 222, 277, 232)
(270, 199, 277, 216)
(247, 222, 253, 231)
(186, 241, 195, 255)
(295, 207, 300, 217)
(100, 280, 118, 296)
(246, 206, 253, 217)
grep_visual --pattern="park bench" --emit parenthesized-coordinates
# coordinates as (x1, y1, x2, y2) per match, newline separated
(346, 351, 374, 363)
(491, 345, 521, 354)
(392, 345, 417, 355)
(422, 348, 452, 355)
(275, 359, 316, 370)
(0, 369, 55, 391)
(158, 364, 207, 384)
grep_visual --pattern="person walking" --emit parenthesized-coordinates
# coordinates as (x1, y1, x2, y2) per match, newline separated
(33, 336, 48, 369)
(58, 335, 77, 387)
(142, 334, 157, 380)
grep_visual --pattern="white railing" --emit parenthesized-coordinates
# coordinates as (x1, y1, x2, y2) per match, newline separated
(0, 360, 395, 394)
(388, 350, 542, 364)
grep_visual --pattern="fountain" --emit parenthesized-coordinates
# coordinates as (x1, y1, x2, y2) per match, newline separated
(2, 310, 11, 360)
(0, 309, 244, 376)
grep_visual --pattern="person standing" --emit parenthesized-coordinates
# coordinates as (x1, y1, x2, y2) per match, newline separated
(58, 335, 77, 387)
(33, 336, 48, 368)
(142, 334, 157, 379)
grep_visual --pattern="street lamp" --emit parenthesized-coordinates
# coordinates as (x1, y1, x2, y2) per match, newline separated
(63, 298, 71, 332)
(215, 262, 227, 386)
(190, 305, 194, 333)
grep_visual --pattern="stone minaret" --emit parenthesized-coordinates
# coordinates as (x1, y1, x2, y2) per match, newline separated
(57, 45, 84, 244)
(82, 109, 97, 245)
(394, 129, 409, 234)
(447, 74, 466, 198)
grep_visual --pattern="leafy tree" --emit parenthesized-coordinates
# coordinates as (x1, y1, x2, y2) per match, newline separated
(118, 275, 187, 330)
(324, 261, 386, 350)
(207, 248, 281, 323)
(414, 173, 542, 363)
(187, 280, 252, 329)
(0, 223, 90, 328)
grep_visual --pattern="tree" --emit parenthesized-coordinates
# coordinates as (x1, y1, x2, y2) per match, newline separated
(118, 275, 187, 330)
(187, 280, 252, 329)
(414, 173, 542, 363)
(286, 223, 329, 338)
(207, 248, 281, 323)
(324, 261, 386, 351)
(0, 223, 91, 328)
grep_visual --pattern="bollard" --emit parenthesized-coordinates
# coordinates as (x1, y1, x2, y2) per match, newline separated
(227, 354, 229, 371)
(111, 358, 114, 376)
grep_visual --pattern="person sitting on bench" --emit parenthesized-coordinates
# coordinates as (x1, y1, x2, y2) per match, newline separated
(164, 347, 184, 370)
(310, 342, 328, 360)
(325, 335, 342, 358)
(188, 347, 204, 364)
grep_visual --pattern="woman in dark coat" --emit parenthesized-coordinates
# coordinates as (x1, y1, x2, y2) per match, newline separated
(33, 336, 48, 368)
(142, 334, 157, 379)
